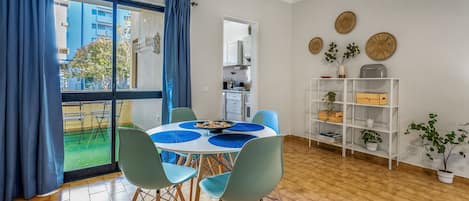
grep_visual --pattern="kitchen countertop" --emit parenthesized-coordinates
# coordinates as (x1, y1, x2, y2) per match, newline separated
(222, 89, 251, 94)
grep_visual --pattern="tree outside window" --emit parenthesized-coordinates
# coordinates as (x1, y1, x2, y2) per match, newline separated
(64, 26, 131, 90)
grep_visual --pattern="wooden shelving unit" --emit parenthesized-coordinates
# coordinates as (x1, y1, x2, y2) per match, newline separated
(308, 78, 400, 170)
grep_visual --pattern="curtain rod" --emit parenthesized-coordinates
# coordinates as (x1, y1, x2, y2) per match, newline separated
(191, 1, 198, 7)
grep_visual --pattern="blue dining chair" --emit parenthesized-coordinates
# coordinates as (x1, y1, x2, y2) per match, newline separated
(199, 136, 284, 201)
(118, 127, 197, 201)
(222, 110, 281, 172)
(253, 110, 280, 134)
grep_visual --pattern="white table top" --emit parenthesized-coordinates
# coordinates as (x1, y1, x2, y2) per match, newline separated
(146, 121, 277, 154)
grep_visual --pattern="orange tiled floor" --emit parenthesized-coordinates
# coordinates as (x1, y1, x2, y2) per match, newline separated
(18, 136, 469, 201)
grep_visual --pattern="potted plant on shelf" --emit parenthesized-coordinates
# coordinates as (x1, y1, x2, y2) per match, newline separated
(361, 129, 382, 151)
(323, 91, 336, 113)
(405, 113, 469, 184)
(318, 91, 343, 123)
(324, 42, 360, 78)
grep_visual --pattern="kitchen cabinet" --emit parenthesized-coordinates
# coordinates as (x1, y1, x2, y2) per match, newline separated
(222, 90, 251, 121)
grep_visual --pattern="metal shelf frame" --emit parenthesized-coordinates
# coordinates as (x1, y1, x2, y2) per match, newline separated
(308, 78, 400, 170)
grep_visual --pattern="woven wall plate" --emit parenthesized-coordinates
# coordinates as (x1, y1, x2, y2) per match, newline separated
(308, 37, 323, 55)
(335, 11, 356, 34)
(366, 32, 397, 61)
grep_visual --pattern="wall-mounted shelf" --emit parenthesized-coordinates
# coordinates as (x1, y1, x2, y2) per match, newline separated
(308, 78, 400, 170)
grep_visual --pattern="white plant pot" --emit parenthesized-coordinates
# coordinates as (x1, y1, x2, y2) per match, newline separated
(366, 143, 378, 151)
(437, 170, 454, 184)
(338, 64, 346, 78)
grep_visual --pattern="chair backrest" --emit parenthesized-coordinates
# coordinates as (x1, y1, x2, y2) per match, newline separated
(118, 127, 171, 189)
(252, 110, 280, 134)
(171, 107, 197, 123)
(221, 136, 284, 201)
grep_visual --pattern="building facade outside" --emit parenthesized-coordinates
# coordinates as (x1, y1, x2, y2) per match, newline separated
(55, 0, 131, 91)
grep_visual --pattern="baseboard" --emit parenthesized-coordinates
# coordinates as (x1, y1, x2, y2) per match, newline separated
(285, 135, 469, 185)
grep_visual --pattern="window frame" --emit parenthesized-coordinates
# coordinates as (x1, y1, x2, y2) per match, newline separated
(62, 0, 165, 182)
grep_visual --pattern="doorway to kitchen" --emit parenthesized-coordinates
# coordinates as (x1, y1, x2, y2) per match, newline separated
(222, 18, 258, 122)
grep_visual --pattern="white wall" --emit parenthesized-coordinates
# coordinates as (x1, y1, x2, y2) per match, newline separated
(291, 0, 469, 177)
(190, 0, 293, 134)
(131, 10, 164, 130)
(54, 1, 68, 61)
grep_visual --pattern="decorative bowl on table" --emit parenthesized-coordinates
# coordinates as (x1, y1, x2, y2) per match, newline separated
(194, 120, 236, 133)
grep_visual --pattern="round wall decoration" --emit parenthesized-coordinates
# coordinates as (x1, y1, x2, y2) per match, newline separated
(308, 37, 323, 54)
(366, 32, 397, 61)
(335, 11, 356, 34)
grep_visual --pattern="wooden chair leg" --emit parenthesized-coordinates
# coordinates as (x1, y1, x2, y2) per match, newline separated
(177, 155, 186, 165)
(184, 154, 193, 166)
(156, 189, 161, 201)
(189, 177, 194, 201)
(132, 188, 141, 201)
(195, 155, 205, 201)
(175, 187, 180, 200)
(217, 154, 224, 174)
(229, 153, 235, 166)
(206, 157, 216, 175)
(176, 185, 186, 201)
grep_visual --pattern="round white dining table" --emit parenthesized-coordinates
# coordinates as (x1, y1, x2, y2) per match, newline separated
(146, 121, 277, 154)
(146, 121, 277, 201)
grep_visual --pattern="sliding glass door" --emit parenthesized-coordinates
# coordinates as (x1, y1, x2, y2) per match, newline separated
(54, 0, 164, 181)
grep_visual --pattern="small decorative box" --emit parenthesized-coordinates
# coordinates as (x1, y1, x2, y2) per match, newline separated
(318, 111, 344, 123)
(356, 92, 388, 105)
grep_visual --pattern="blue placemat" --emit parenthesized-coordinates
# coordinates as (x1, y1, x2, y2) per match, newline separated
(226, 123, 264, 132)
(151, 130, 201, 143)
(208, 134, 257, 148)
(178, 121, 199, 129)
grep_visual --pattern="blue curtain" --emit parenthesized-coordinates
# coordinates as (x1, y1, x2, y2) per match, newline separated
(0, 0, 64, 200)
(162, 0, 192, 125)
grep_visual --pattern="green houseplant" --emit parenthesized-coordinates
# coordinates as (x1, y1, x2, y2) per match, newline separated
(405, 113, 469, 184)
(361, 130, 382, 151)
(324, 42, 360, 78)
(322, 91, 336, 113)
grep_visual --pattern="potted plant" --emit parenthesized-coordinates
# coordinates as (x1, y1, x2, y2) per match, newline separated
(405, 113, 469, 184)
(322, 91, 336, 113)
(319, 91, 342, 123)
(324, 42, 360, 78)
(361, 129, 382, 151)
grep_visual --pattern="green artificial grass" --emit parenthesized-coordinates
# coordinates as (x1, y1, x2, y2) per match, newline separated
(64, 125, 135, 171)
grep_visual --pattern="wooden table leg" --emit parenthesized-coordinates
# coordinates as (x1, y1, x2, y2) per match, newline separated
(194, 154, 205, 201)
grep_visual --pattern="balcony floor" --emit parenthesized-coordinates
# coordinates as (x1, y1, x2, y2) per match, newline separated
(64, 125, 135, 171)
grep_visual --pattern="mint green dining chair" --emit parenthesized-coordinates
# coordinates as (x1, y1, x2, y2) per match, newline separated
(199, 136, 284, 201)
(171, 107, 197, 123)
(253, 110, 280, 134)
(118, 127, 197, 201)
(170, 107, 200, 166)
